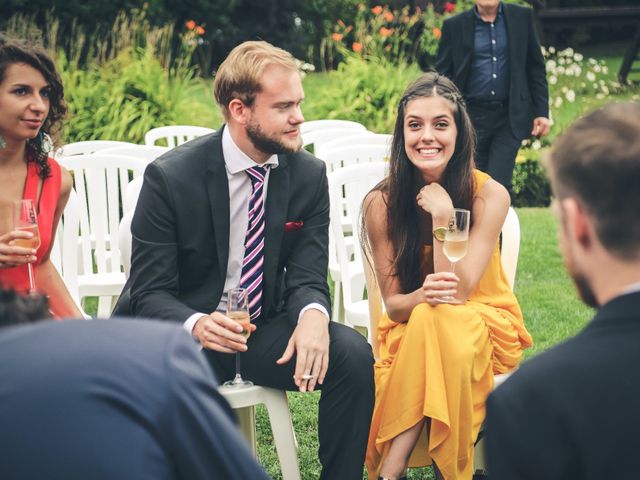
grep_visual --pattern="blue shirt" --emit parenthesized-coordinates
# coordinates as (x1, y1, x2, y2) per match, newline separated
(465, 2, 509, 101)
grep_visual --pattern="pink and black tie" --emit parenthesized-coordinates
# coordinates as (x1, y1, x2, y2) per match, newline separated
(240, 165, 268, 322)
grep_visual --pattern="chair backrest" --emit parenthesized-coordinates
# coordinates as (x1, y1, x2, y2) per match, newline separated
(328, 162, 388, 343)
(500, 206, 520, 290)
(300, 119, 367, 135)
(144, 125, 215, 147)
(99, 144, 170, 163)
(302, 128, 373, 151)
(361, 206, 522, 359)
(318, 144, 391, 174)
(58, 154, 148, 276)
(54, 140, 134, 158)
(315, 133, 392, 159)
(118, 211, 134, 278)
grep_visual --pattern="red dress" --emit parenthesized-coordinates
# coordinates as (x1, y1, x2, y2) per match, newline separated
(0, 158, 61, 293)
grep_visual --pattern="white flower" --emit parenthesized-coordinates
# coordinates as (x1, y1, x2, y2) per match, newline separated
(546, 59, 557, 70)
(532, 139, 542, 150)
(554, 96, 563, 108)
(556, 65, 565, 74)
(559, 57, 566, 65)
(549, 75, 557, 85)
(586, 71, 596, 82)
(549, 46, 556, 54)
(521, 139, 531, 147)
(561, 86, 568, 93)
(596, 93, 604, 99)
(565, 90, 575, 102)
(601, 85, 609, 95)
(602, 66, 608, 74)
(588, 58, 597, 65)
(593, 64, 602, 73)
(574, 53, 583, 62)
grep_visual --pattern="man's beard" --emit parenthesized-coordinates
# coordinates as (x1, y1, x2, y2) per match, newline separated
(571, 270, 599, 309)
(246, 121, 301, 156)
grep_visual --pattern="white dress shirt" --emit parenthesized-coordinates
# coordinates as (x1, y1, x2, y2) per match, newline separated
(184, 127, 328, 335)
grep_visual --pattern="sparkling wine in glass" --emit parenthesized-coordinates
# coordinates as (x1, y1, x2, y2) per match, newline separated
(223, 287, 253, 388)
(443, 208, 470, 274)
(14, 199, 41, 293)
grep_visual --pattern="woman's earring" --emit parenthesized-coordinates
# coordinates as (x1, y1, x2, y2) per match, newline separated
(39, 131, 53, 154)
(0, 135, 6, 149)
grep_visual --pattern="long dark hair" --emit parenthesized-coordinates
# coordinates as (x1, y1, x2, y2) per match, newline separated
(0, 35, 67, 180)
(364, 72, 476, 293)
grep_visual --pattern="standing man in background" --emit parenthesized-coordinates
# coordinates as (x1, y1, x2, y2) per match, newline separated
(436, 0, 550, 194)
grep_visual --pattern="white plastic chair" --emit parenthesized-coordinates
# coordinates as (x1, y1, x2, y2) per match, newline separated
(328, 162, 388, 342)
(144, 125, 215, 147)
(323, 145, 390, 324)
(302, 128, 373, 152)
(315, 133, 392, 159)
(58, 154, 149, 317)
(100, 144, 170, 163)
(50, 188, 89, 318)
(300, 119, 367, 135)
(54, 140, 134, 158)
(219, 386, 300, 480)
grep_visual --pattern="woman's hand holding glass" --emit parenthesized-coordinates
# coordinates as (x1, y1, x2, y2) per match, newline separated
(0, 230, 38, 269)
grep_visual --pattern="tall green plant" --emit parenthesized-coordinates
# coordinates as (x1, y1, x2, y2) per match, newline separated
(303, 51, 421, 133)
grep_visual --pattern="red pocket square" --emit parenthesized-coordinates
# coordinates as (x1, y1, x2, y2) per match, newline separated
(285, 221, 304, 232)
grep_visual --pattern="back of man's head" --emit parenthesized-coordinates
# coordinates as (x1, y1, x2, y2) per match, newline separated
(546, 102, 640, 261)
(0, 287, 50, 327)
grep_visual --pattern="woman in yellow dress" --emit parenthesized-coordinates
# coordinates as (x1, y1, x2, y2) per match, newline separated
(363, 72, 533, 479)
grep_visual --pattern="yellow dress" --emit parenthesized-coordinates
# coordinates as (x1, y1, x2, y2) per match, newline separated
(366, 171, 533, 479)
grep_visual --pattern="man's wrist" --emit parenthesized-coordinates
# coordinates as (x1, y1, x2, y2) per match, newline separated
(298, 304, 330, 324)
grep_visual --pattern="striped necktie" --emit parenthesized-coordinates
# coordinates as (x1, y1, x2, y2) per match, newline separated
(240, 165, 268, 322)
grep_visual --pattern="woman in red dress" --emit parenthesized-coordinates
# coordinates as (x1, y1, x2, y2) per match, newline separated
(0, 35, 82, 318)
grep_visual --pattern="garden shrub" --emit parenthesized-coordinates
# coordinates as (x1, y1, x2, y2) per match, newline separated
(512, 151, 552, 208)
(303, 51, 422, 133)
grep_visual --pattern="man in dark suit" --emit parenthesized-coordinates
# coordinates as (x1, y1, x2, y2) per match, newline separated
(436, 0, 550, 192)
(484, 102, 640, 479)
(0, 316, 270, 479)
(114, 40, 375, 479)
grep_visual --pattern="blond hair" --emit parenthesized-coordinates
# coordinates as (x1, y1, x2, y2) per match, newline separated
(214, 41, 299, 120)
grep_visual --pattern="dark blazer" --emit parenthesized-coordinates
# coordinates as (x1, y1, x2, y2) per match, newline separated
(436, 3, 549, 140)
(485, 291, 640, 480)
(0, 319, 270, 480)
(114, 128, 330, 326)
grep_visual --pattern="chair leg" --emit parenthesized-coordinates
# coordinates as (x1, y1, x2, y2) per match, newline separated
(261, 389, 301, 480)
(332, 278, 344, 323)
(473, 430, 487, 474)
(235, 406, 257, 456)
(97, 295, 112, 318)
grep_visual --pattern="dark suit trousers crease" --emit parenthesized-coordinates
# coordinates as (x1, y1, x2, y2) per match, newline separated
(204, 314, 375, 480)
(469, 103, 522, 193)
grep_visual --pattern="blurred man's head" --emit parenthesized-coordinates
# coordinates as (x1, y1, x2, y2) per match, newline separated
(545, 102, 640, 307)
(0, 287, 50, 327)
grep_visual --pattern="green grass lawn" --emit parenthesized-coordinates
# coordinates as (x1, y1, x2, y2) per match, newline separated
(254, 207, 593, 479)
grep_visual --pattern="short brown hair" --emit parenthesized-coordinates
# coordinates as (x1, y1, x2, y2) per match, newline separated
(213, 41, 299, 120)
(545, 102, 640, 259)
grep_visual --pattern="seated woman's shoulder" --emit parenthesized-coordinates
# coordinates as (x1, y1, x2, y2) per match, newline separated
(478, 177, 510, 206)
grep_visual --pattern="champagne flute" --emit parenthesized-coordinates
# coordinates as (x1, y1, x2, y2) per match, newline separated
(222, 287, 253, 388)
(443, 208, 470, 274)
(14, 199, 41, 294)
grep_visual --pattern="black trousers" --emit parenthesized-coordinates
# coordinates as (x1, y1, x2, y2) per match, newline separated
(468, 102, 523, 194)
(205, 313, 375, 480)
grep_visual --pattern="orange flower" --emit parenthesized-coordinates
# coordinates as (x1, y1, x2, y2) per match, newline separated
(371, 5, 383, 15)
(432, 27, 442, 40)
(331, 32, 343, 42)
(195, 25, 205, 35)
(379, 26, 393, 37)
(352, 42, 363, 53)
(185, 20, 196, 30)
(383, 11, 394, 22)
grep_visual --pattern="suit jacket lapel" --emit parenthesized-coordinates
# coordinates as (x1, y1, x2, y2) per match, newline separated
(263, 155, 289, 314)
(206, 132, 231, 283)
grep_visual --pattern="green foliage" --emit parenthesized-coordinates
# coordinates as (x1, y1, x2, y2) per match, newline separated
(60, 48, 211, 143)
(303, 51, 422, 133)
(512, 154, 552, 208)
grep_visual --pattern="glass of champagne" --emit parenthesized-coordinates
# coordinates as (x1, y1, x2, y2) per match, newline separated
(222, 287, 253, 388)
(443, 208, 470, 274)
(14, 199, 41, 293)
